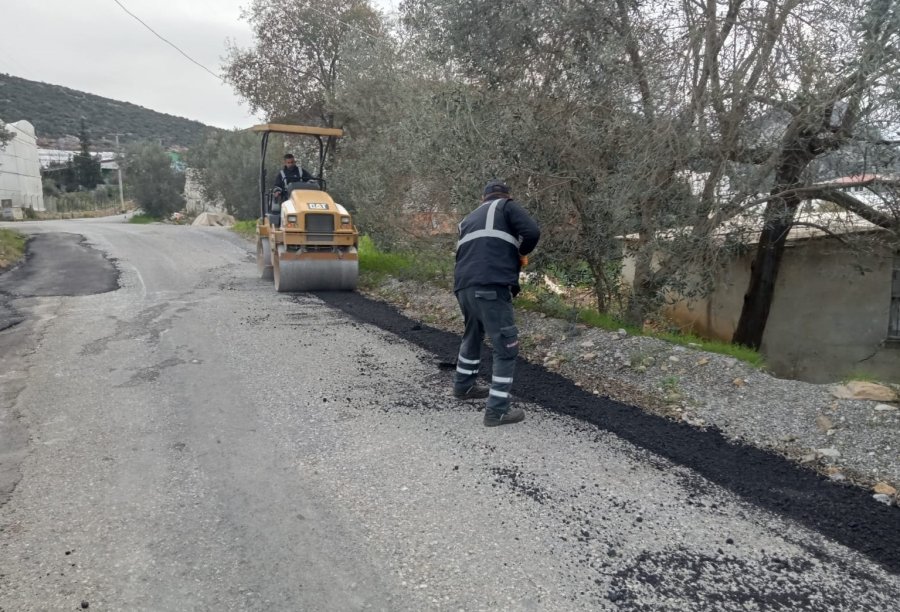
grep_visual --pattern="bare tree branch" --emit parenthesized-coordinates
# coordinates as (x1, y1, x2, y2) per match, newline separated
(814, 189, 897, 229)
(788, 221, 851, 244)
(751, 95, 800, 115)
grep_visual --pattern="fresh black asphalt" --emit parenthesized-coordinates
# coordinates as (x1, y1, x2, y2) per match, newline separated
(314, 290, 900, 575)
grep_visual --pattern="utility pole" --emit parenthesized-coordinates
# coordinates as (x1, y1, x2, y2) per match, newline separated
(114, 133, 125, 211)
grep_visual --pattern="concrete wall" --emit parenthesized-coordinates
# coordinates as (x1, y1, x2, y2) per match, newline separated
(654, 237, 900, 383)
(0, 120, 44, 211)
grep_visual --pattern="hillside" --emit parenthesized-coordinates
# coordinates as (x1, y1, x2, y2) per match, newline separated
(0, 73, 214, 149)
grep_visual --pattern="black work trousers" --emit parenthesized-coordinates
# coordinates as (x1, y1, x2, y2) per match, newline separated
(453, 285, 519, 414)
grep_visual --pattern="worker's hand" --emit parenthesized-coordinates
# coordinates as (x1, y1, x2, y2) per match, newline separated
(519, 255, 529, 268)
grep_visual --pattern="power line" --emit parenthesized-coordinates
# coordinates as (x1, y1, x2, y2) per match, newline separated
(110, 0, 224, 83)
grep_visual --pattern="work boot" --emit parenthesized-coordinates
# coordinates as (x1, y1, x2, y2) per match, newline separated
(483, 406, 525, 427)
(453, 384, 490, 400)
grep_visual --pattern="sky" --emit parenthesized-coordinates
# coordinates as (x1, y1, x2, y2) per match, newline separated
(0, 0, 398, 130)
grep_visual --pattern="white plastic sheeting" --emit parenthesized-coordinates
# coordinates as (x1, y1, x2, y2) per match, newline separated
(0, 120, 44, 211)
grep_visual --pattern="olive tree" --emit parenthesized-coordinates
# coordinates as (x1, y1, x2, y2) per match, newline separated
(124, 141, 185, 217)
(0, 125, 12, 150)
(398, 0, 900, 334)
(186, 129, 284, 219)
(225, 0, 384, 128)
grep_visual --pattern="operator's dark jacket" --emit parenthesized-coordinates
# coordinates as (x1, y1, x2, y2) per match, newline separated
(274, 165, 313, 192)
(454, 198, 540, 294)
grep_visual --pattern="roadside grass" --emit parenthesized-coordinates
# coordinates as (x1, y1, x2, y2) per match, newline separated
(0, 228, 27, 268)
(656, 330, 766, 367)
(361, 242, 765, 367)
(129, 214, 157, 224)
(358, 236, 453, 288)
(232, 219, 258, 240)
(842, 370, 880, 383)
(517, 285, 764, 367)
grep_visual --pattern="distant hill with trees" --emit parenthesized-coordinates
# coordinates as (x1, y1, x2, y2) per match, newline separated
(0, 73, 215, 149)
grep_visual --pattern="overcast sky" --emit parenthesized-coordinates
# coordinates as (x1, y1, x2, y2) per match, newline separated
(1, 0, 398, 130)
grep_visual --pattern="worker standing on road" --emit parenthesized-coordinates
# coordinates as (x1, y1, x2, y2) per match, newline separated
(273, 153, 313, 201)
(453, 180, 541, 427)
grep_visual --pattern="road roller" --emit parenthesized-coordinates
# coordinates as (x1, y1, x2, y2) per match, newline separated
(252, 123, 359, 292)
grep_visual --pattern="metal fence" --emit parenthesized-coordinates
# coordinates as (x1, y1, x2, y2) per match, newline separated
(44, 189, 120, 214)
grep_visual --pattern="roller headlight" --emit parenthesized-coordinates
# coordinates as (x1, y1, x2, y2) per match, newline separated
(287, 215, 297, 223)
(341, 216, 351, 225)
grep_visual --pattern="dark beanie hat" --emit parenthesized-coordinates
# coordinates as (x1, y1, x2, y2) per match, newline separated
(483, 179, 510, 199)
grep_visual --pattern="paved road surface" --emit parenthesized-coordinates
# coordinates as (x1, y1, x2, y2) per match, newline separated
(0, 217, 898, 611)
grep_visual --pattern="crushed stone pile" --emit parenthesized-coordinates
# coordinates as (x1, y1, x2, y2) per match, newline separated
(192, 212, 235, 227)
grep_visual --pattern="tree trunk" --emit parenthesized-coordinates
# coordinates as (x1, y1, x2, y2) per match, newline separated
(731, 203, 797, 348)
(733, 142, 812, 348)
(627, 189, 666, 327)
(588, 260, 609, 313)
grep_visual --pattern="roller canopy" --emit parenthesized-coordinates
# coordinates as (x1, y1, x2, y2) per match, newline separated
(250, 123, 344, 138)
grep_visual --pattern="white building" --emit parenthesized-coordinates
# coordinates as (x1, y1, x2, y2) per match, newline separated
(1, 120, 44, 212)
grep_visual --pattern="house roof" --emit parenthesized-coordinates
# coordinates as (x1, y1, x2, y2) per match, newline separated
(621, 209, 890, 246)
(827, 174, 880, 185)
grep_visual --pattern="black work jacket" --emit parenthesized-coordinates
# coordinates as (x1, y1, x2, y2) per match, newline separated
(454, 198, 540, 293)
(274, 165, 312, 191)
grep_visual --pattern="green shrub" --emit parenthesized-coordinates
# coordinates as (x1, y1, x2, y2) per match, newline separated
(128, 214, 157, 224)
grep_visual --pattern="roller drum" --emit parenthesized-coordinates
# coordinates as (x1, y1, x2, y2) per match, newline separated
(273, 246, 358, 292)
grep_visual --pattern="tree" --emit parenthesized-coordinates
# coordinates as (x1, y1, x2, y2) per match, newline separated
(399, 0, 699, 316)
(225, 0, 384, 129)
(185, 129, 283, 219)
(124, 141, 185, 217)
(72, 118, 102, 190)
(0, 125, 12, 150)
(732, 0, 900, 347)
(223, 0, 393, 223)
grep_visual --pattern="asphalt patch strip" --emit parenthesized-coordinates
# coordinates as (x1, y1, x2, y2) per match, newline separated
(0, 233, 119, 298)
(314, 290, 900, 574)
(0, 233, 119, 332)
